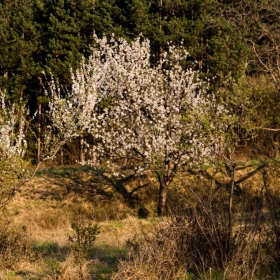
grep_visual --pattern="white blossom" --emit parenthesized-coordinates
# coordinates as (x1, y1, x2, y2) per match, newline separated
(50, 35, 227, 167)
(0, 91, 27, 159)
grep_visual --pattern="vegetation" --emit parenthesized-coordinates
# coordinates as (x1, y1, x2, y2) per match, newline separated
(0, 0, 279, 278)
(0, 164, 279, 279)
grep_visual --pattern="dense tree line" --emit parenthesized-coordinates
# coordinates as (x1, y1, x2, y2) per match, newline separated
(0, 0, 95, 102)
(1, 0, 278, 96)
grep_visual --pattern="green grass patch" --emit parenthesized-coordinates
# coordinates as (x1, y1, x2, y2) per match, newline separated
(89, 244, 128, 279)
(32, 241, 69, 261)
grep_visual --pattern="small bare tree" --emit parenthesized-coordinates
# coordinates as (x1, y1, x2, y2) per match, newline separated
(225, 0, 280, 92)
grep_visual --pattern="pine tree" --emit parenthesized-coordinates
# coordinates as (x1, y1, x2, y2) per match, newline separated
(0, 0, 38, 100)
(33, 0, 95, 87)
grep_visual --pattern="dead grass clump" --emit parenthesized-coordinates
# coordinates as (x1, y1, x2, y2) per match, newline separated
(31, 208, 71, 230)
(42, 254, 93, 280)
(0, 218, 36, 270)
(70, 199, 133, 222)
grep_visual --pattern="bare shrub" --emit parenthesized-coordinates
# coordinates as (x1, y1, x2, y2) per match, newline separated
(261, 168, 280, 276)
(112, 222, 189, 280)
(112, 181, 279, 280)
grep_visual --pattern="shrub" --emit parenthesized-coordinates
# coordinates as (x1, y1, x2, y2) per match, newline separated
(69, 222, 100, 262)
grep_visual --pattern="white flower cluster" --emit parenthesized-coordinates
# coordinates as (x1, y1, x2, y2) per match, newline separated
(0, 91, 27, 159)
(49, 34, 227, 172)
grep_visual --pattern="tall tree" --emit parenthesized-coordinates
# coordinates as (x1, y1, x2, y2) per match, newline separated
(0, 0, 96, 101)
(30, 0, 96, 161)
(32, 0, 95, 88)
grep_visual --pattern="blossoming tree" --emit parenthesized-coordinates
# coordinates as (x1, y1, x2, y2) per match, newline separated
(48, 35, 226, 215)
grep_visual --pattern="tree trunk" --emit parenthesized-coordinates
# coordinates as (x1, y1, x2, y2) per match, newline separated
(157, 176, 168, 216)
(228, 163, 236, 240)
(80, 138, 85, 164)
(37, 102, 41, 163)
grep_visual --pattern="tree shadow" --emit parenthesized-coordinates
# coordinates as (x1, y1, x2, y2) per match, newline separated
(34, 165, 152, 209)
(24, 241, 128, 280)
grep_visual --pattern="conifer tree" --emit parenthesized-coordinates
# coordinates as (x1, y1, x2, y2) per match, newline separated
(0, 0, 38, 100)
(33, 0, 95, 88)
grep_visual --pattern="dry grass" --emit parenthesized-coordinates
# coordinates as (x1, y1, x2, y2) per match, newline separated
(0, 163, 280, 279)
(0, 166, 159, 279)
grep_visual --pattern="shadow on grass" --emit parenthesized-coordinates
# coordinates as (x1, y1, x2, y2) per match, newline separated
(32, 165, 152, 219)
(39, 165, 150, 197)
(89, 244, 128, 279)
(21, 241, 128, 279)
(32, 241, 70, 261)
(34, 166, 121, 202)
(35, 166, 111, 199)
